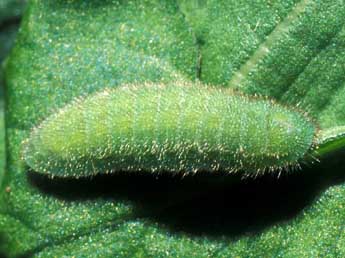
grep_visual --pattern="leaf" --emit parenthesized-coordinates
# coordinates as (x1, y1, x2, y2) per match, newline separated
(2, 0, 345, 257)
(0, 0, 26, 25)
(0, 0, 24, 193)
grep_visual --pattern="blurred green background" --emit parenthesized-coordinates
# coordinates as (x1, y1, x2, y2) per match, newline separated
(0, 0, 26, 187)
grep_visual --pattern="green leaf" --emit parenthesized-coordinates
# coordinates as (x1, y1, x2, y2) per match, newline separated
(0, 0, 25, 191)
(2, 0, 345, 257)
(0, 0, 26, 25)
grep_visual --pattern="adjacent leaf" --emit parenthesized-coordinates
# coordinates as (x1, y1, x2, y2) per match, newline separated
(0, 0, 25, 191)
(2, 0, 345, 257)
(0, 0, 26, 25)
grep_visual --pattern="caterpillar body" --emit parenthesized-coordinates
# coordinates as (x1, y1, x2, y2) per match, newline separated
(23, 82, 316, 178)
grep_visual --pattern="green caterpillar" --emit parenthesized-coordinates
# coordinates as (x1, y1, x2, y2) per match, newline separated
(23, 81, 317, 178)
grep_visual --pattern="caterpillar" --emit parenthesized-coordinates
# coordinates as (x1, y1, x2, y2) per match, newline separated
(23, 81, 317, 178)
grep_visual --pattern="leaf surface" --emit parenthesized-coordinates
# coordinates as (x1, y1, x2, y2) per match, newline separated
(2, 0, 345, 257)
